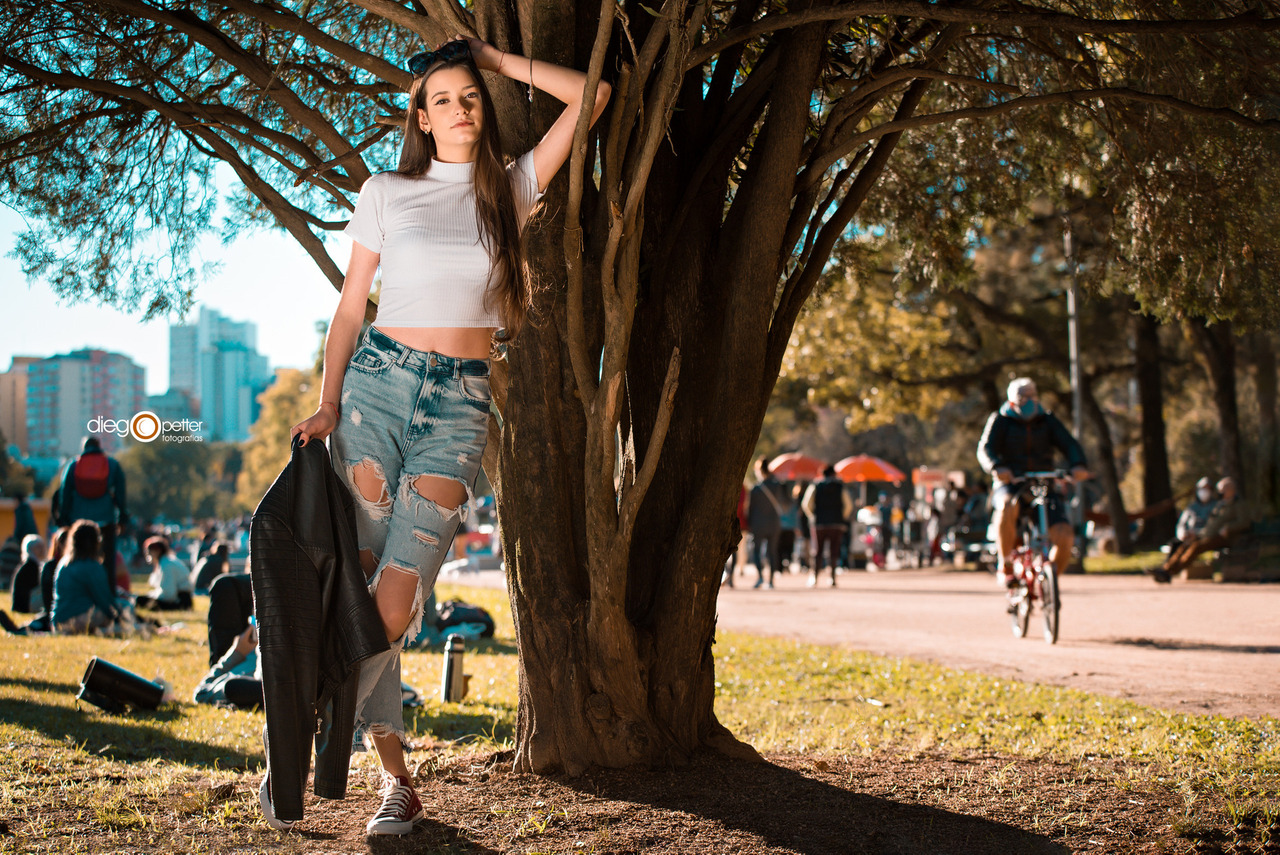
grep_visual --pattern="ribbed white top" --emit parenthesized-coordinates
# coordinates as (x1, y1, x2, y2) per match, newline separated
(344, 151, 543, 328)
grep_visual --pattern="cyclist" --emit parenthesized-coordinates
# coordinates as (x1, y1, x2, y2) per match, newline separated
(977, 378, 1091, 587)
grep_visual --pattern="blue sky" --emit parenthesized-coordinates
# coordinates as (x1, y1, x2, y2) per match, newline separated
(2, 206, 342, 395)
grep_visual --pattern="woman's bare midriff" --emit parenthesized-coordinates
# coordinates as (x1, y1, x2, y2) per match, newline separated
(372, 326, 495, 360)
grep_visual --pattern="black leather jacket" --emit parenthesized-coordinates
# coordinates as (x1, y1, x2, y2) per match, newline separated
(977, 406, 1086, 477)
(250, 437, 388, 821)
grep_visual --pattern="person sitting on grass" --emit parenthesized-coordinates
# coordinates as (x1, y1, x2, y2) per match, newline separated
(191, 542, 231, 595)
(10, 534, 46, 614)
(194, 623, 263, 710)
(1150, 476, 1259, 583)
(51, 520, 120, 634)
(136, 536, 194, 610)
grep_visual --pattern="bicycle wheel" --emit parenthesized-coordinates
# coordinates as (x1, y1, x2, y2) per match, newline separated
(1040, 561, 1060, 644)
(1008, 566, 1031, 638)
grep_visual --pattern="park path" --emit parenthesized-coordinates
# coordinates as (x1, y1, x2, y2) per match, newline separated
(712, 566, 1279, 720)
(448, 564, 1279, 720)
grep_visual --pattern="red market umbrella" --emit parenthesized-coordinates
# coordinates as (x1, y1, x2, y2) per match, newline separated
(835, 454, 906, 485)
(768, 452, 826, 481)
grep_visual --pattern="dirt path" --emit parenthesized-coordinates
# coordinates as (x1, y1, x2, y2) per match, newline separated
(451, 564, 1278, 719)
(713, 566, 1280, 720)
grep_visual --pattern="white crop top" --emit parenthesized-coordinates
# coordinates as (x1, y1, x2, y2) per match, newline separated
(343, 151, 543, 328)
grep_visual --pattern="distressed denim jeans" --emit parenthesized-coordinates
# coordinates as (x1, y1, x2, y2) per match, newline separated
(329, 325, 491, 746)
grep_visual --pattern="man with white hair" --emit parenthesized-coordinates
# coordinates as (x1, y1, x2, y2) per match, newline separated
(977, 378, 1091, 586)
(1151, 476, 1258, 583)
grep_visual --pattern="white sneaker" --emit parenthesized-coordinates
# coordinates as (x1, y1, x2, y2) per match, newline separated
(259, 774, 295, 831)
(366, 773, 424, 835)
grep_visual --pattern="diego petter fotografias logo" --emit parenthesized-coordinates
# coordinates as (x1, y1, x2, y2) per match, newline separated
(86, 413, 205, 443)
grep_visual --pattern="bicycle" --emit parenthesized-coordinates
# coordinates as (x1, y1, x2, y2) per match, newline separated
(1005, 470, 1069, 644)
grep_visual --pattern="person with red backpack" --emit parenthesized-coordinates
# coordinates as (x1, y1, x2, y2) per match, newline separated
(55, 436, 128, 594)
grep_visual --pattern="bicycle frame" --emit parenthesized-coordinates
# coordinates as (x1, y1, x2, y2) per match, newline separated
(1007, 470, 1067, 643)
(1013, 474, 1057, 583)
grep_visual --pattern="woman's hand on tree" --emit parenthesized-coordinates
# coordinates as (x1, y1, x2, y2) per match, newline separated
(290, 406, 338, 447)
(459, 35, 501, 72)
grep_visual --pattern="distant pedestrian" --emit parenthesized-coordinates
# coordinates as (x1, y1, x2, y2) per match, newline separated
(55, 437, 128, 594)
(12, 494, 38, 542)
(746, 457, 785, 589)
(802, 465, 853, 587)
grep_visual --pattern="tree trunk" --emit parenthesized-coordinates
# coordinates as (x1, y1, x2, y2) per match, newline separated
(1081, 376, 1132, 555)
(1250, 331, 1279, 511)
(491, 3, 839, 775)
(1132, 313, 1176, 546)
(1188, 318, 1243, 486)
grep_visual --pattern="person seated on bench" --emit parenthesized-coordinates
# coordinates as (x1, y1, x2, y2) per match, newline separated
(1169, 476, 1219, 552)
(1151, 477, 1259, 583)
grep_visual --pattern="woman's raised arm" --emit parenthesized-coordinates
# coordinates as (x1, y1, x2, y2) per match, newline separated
(465, 37, 611, 192)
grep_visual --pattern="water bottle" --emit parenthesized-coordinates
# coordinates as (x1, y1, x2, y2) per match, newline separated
(441, 634, 466, 702)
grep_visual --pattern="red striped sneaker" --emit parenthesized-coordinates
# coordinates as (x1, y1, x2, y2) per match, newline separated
(366, 772, 423, 835)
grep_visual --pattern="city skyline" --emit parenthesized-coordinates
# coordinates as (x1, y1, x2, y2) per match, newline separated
(1, 206, 342, 396)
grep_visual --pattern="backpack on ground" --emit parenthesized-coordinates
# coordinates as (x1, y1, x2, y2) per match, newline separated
(435, 600, 495, 638)
(74, 454, 111, 499)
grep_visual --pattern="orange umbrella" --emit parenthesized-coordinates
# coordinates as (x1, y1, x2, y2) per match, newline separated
(835, 454, 906, 484)
(768, 452, 826, 481)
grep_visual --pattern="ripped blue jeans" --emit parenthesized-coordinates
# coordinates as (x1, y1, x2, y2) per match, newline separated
(329, 325, 491, 747)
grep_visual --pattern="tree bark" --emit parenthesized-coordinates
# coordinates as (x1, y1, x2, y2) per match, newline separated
(1080, 375, 1132, 555)
(1188, 317, 1243, 487)
(1132, 312, 1176, 546)
(1250, 330, 1279, 510)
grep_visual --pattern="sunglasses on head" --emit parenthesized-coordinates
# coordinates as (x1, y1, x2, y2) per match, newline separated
(408, 40, 471, 75)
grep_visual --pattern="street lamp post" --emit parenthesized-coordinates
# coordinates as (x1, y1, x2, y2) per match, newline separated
(1063, 216, 1087, 562)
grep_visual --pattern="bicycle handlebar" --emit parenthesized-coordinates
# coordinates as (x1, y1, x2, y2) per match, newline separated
(1016, 470, 1073, 481)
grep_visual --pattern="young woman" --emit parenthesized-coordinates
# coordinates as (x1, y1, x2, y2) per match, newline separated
(287, 37, 609, 836)
(50, 520, 118, 633)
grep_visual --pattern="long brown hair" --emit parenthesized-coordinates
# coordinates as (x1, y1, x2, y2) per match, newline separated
(67, 519, 101, 563)
(398, 53, 531, 341)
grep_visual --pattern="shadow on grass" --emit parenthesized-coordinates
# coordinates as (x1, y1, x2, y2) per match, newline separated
(0, 674, 82, 694)
(0, 696, 264, 771)
(412, 637, 518, 656)
(1108, 637, 1280, 654)
(566, 752, 1069, 855)
(405, 703, 516, 746)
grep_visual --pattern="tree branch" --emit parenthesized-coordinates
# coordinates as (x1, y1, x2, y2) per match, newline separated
(688, 3, 1280, 69)
(0, 52, 348, 293)
(806, 85, 1280, 185)
(412, 0, 475, 40)
(564, 0, 616, 409)
(769, 77, 932, 367)
(617, 347, 680, 544)
(217, 0, 413, 89)
(98, 0, 369, 180)
(343, 0, 448, 44)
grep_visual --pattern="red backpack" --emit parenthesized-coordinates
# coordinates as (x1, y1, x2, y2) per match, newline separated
(74, 453, 111, 499)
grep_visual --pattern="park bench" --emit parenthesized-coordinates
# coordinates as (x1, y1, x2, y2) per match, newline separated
(1211, 517, 1280, 583)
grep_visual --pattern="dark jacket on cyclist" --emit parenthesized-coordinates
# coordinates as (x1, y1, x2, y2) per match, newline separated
(977, 402, 1086, 478)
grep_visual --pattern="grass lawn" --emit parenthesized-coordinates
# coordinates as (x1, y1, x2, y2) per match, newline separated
(1083, 551, 1168, 574)
(0, 581, 1275, 853)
